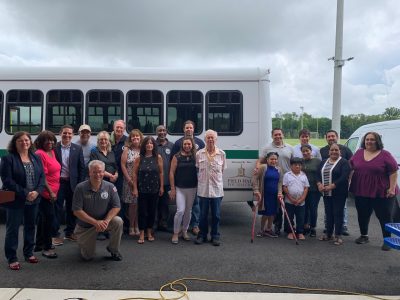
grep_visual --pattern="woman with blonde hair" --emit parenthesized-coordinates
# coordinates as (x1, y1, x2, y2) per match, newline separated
(121, 129, 143, 236)
(90, 131, 118, 183)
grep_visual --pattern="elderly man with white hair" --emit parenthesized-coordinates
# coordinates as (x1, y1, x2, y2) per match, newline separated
(72, 160, 123, 261)
(195, 129, 227, 246)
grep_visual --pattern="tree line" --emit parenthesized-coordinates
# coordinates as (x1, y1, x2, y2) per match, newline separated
(273, 107, 400, 139)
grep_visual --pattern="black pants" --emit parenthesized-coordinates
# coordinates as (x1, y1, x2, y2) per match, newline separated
(323, 195, 346, 237)
(138, 193, 158, 230)
(36, 198, 56, 250)
(53, 180, 75, 237)
(355, 196, 395, 238)
(274, 206, 283, 231)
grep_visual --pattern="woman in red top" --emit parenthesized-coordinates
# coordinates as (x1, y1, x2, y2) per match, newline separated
(34, 131, 61, 258)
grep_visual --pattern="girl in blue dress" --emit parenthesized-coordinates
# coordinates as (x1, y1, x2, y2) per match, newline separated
(252, 152, 283, 238)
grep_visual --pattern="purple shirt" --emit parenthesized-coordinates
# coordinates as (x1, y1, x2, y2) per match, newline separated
(349, 149, 399, 198)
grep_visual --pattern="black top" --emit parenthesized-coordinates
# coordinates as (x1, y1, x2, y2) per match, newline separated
(317, 158, 351, 197)
(90, 148, 118, 180)
(138, 155, 160, 194)
(174, 153, 198, 189)
(320, 144, 353, 160)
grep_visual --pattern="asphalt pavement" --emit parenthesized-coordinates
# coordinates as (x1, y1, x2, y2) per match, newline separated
(0, 200, 399, 297)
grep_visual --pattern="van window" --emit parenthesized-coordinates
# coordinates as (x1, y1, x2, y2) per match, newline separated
(46, 90, 83, 133)
(167, 90, 203, 135)
(0, 91, 3, 133)
(345, 137, 359, 154)
(86, 90, 123, 133)
(127, 90, 163, 134)
(206, 90, 243, 135)
(6, 90, 43, 134)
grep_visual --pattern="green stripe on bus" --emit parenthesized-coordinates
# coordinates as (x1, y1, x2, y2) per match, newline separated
(225, 150, 258, 159)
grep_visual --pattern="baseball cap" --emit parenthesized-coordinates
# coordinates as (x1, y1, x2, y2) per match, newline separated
(78, 124, 91, 132)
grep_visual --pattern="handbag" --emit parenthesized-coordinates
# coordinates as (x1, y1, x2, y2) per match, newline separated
(0, 190, 16, 204)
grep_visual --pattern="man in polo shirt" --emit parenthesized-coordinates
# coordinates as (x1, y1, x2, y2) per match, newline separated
(155, 125, 174, 231)
(257, 128, 294, 235)
(72, 160, 123, 261)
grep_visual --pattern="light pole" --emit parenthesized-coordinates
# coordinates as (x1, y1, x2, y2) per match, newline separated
(277, 111, 283, 130)
(300, 106, 304, 129)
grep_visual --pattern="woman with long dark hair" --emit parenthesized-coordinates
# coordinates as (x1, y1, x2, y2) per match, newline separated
(133, 136, 164, 244)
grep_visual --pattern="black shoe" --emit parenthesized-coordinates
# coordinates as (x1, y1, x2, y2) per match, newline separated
(355, 235, 369, 244)
(195, 236, 207, 245)
(309, 228, 316, 237)
(342, 230, 350, 236)
(381, 243, 391, 251)
(106, 246, 122, 261)
(274, 227, 281, 236)
(211, 239, 221, 246)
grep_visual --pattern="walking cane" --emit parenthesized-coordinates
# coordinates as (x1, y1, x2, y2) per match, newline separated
(278, 195, 299, 245)
(250, 203, 258, 243)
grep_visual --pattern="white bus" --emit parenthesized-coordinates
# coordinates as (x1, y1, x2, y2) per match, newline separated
(0, 67, 272, 202)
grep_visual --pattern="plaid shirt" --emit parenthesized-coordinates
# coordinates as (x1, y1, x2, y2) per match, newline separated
(196, 147, 227, 198)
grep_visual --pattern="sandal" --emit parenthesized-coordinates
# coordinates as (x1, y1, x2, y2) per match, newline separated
(42, 250, 58, 259)
(319, 235, 333, 241)
(334, 237, 343, 246)
(137, 238, 144, 244)
(25, 256, 39, 264)
(129, 227, 136, 236)
(9, 262, 21, 271)
(147, 236, 155, 242)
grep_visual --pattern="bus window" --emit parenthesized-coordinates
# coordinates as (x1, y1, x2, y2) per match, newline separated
(6, 90, 43, 134)
(206, 90, 243, 135)
(86, 90, 123, 133)
(127, 90, 163, 134)
(0, 91, 3, 133)
(167, 90, 203, 135)
(46, 90, 83, 133)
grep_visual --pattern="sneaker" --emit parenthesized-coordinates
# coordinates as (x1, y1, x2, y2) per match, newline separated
(355, 235, 369, 244)
(64, 234, 77, 242)
(274, 226, 281, 236)
(52, 237, 64, 246)
(342, 228, 350, 236)
(381, 243, 391, 251)
(211, 239, 221, 246)
(309, 228, 317, 237)
(264, 230, 278, 238)
(106, 246, 123, 261)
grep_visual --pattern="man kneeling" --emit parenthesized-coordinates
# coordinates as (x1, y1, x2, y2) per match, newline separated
(72, 160, 123, 261)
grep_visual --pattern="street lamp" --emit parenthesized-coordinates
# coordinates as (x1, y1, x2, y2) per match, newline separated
(277, 111, 283, 129)
(300, 106, 304, 129)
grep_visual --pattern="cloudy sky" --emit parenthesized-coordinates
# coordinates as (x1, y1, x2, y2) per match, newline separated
(0, 0, 399, 118)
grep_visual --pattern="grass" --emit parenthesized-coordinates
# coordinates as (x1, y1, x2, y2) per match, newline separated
(285, 138, 346, 147)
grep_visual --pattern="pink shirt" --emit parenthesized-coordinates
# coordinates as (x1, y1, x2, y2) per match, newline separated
(349, 149, 399, 198)
(36, 149, 61, 200)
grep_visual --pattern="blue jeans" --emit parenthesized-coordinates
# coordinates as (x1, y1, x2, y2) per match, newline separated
(189, 195, 200, 228)
(284, 203, 305, 234)
(5, 204, 39, 264)
(198, 196, 222, 240)
(304, 191, 321, 228)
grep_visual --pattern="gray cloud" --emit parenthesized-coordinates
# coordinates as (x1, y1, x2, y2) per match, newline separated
(0, 0, 399, 117)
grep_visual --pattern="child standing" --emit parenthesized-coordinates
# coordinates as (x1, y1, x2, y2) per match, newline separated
(283, 157, 309, 240)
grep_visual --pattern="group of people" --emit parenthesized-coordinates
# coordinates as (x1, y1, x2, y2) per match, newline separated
(253, 128, 399, 249)
(1, 121, 398, 271)
(0, 120, 227, 270)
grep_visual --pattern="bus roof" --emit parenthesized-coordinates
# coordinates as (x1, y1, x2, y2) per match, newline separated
(0, 67, 270, 82)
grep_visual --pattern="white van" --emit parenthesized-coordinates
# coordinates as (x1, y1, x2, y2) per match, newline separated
(345, 120, 400, 197)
